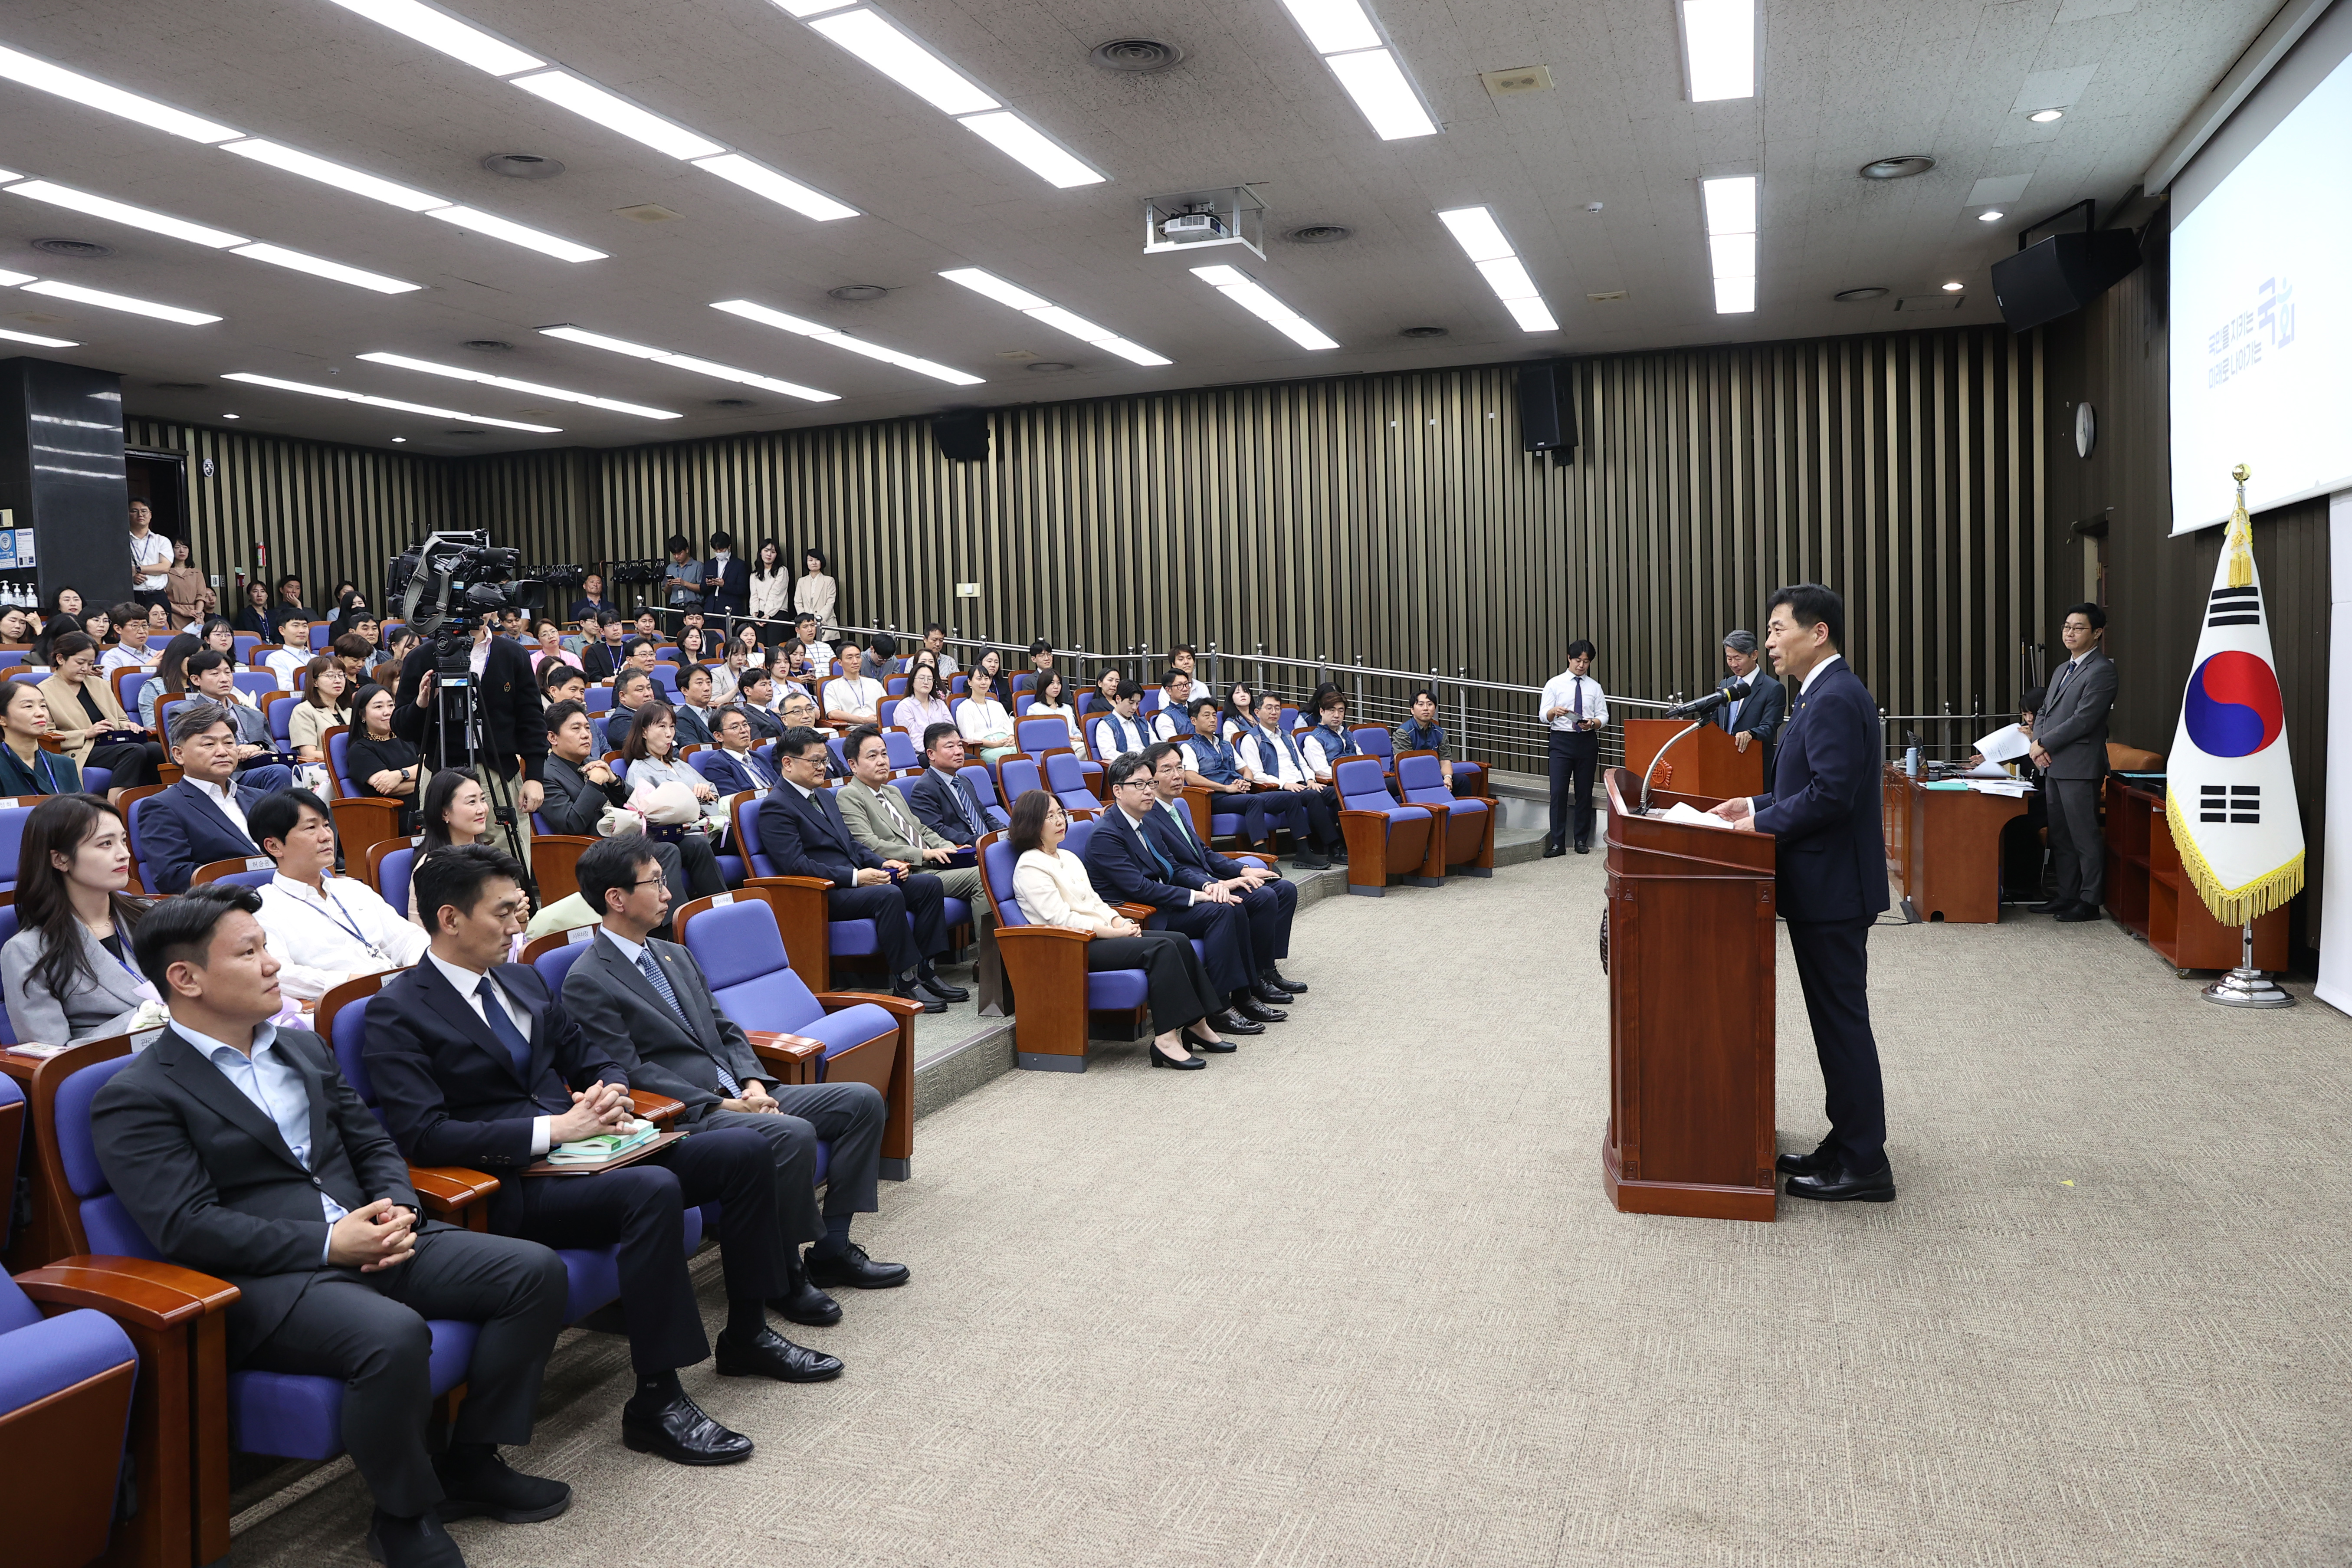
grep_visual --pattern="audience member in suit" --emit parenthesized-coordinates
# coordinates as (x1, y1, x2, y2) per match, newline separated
(755, 726, 967, 1013)
(579, 612, 628, 683)
(1007, 789, 1231, 1070)
(567, 574, 611, 623)
(1716, 629, 1787, 774)
(836, 725, 981, 902)
(1709, 584, 1894, 1204)
(1176, 697, 1311, 852)
(909, 725, 1007, 853)
(1088, 678, 1153, 764)
(699, 705, 784, 797)
(1539, 644, 1607, 856)
(700, 530, 751, 620)
(365, 845, 824, 1469)
(735, 669, 787, 742)
(93, 886, 573, 1568)
(1141, 742, 1309, 1002)
(141, 701, 293, 893)
(561, 837, 906, 1325)
(2029, 603, 2118, 922)
(540, 700, 721, 905)
(391, 623, 547, 872)
(776, 691, 850, 780)
(183, 648, 286, 776)
(1, 794, 157, 1046)
(1081, 753, 1286, 1034)
(673, 665, 720, 748)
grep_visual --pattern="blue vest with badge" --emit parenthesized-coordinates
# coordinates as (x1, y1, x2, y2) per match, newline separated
(1187, 732, 1243, 785)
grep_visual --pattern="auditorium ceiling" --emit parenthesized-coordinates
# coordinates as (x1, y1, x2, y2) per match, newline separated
(0, 0, 2278, 453)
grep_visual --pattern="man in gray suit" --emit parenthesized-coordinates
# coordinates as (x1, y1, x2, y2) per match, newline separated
(834, 725, 982, 902)
(558, 835, 907, 1330)
(1716, 629, 1786, 774)
(2028, 602, 2118, 922)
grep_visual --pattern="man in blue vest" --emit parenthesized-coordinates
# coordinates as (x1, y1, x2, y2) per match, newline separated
(1235, 692, 1343, 867)
(1175, 698, 1321, 866)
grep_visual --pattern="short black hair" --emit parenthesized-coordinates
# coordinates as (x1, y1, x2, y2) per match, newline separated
(682, 663, 712, 690)
(666, 534, 691, 555)
(708, 529, 734, 551)
(543, 663, 587, 695)
(614, 668, 652, 701)
(109, 600, 141, 627)
(1171, 642, 1196, 657)
(924, 621, 945, 635)
(1766, 584, 1844, 652)
(621, 636, 653, 659)
(2064, 600, 2107, 631)
(1103, 752, 1152, 790)
(185, 647, 230, 680)
(1140, 740, 1181, 774)
(248, 787, 332, 859)
(741, 669, 773, 695)
(1565, 640, 1598, 662)
(922, 721, 959, 755)
(133, 883, 262, 993)
(2021, 685, 2048, 712)
(277, 574, 302, 592)
(1316, 689, 1346, 715)
(545, 697, 587, 737)
(843, 723, 886, 763)
(412, 841, 525, 932)
(714, 703, 753, 737)
(779, 724, 828, 762)
(1162, 667, 1191, 687)
(1027, 638, 1053, 657)
(795, 612, 817, 627)
(1109, 676, 1138, 702)
(576, 833, 663, 919)
(1187, 696, 1220, 719)
(870, 631, 898, 659)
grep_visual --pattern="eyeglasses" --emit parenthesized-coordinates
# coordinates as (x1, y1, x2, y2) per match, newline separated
(1112, 778, 1152, 791)
(630, 876, 668, 890)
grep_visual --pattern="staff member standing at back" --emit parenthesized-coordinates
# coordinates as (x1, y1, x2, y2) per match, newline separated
(2027, 603, 2116, 922)
(1708, 584, 1894, 1204)
(1539, 640, 1606, 857)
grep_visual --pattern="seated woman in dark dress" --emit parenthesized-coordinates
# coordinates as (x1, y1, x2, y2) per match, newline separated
(0, 678, 82, 796)
(342, 682, 423, 833)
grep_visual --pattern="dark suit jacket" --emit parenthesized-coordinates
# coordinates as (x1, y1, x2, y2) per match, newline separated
(2032, 648, 2117, 781)
(538, 753, 627, 836)
(909, 768, 1001, 850)
(0, 743, 80, 797)
(1717, 673, 1788, 774)
(90, 1025, 423, 1363)
(673, 704, 717, 749)
(1141, 799, 1248, 889)
(1082, 807, 1196, 914)
(390, 638, 548, 784)
(740, 705, 784, 744)
(559, 931, 763, 1122)
(1751, 658, 1890, 924)
(699, 747, 778, 797)
(569, 596, 612, 622)
(757, 782, 886, 887)
(139, 777, 272, 894)
(581, 640, 627, 684)
(702, 557, 751, 618)
(362, 959, 627, 1182)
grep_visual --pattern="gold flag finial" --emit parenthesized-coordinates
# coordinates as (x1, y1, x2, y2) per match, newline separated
(2225, 464, 2254, 588)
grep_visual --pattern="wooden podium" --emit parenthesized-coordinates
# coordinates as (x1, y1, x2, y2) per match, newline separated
(1622, 718, 1765, 800)
(1600, 768, 1778, 1222)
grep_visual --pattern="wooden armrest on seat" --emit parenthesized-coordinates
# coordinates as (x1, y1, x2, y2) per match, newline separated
(815, 989, 920, 1018)
(629, 1090, 687, 1125)
(810, 991, 919, 1169)
(329, 796, 405, 863)
(1115, 902, 1155, 923)
(746, 1031, 826, 1086)
(15, 1254, 240, 1330)
(407, 1166, 501, 1226)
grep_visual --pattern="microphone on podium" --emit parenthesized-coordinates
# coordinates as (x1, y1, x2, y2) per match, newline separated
(1668, 680, 1748, 721)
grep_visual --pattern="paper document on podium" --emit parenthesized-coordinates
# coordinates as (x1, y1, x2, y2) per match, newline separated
(1966, 779, 2036, 797)
(1648, 801, 1735, 829)
(1973, 722, 2031, 764)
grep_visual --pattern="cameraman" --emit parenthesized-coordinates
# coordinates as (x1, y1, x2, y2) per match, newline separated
(390, 619, 547, 869)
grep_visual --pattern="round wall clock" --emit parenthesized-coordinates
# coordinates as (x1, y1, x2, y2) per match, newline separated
(2075, 401, 2097, 459)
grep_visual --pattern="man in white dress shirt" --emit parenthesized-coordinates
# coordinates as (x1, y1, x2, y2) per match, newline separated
(824, 640, 883, 725)
(1539, 640, 1607, 856)
(251, 789, 429, 1002)
(264, 615, 314, 688)
(128, 500, 173, 611)
(1090, 678, 1153, 762)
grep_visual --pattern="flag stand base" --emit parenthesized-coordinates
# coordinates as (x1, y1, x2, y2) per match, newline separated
(2202, 922, 2294, 1008)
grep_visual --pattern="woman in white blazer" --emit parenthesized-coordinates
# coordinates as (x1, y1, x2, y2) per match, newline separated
(1006, 789, 1228, 1069)
(1, 794, 159, 1046)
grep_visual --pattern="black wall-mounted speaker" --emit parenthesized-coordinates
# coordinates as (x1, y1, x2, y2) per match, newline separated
(1990, 230, 2142, 333)
(933, 410, 991, 463)
(1516, 360, 1575, 456)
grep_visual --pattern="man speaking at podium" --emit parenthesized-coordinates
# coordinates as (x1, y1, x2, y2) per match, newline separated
(1707, 584, 1894, 1204)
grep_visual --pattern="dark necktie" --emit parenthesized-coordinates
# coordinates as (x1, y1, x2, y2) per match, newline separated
(745, 750, 777, 787)
(1572, 677, 1585, 722)
(475, 976, 532, 1082)
(954, 778, 985, 840)
(636, 949, 738, 1094)
(2046, 659, 2076, 710)
(1138, 817, 1176, 879)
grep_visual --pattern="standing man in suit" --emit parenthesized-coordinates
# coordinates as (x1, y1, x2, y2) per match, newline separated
(701, 530, 751, 623)
(1082, 753, 1284, 1033)
(95, 886, 573, 1568)
(837, 725, 981, 902)
(140, 702, 291, 893)
(391, 621, 546, 871)
(1716, 629, 1786, 774)
(1709, 584, 1895, 1204)
(1142, 741, 1308, 1001)
(365, 845, 827, 1469)
(539, 700, 721, 905)
(2028, 602, 2117, 922)
(562, 836, 905, 1329)
(755, 726, 967, 1013)
(1539, 640, 1607, 856)
(909, 725, 1007, 851)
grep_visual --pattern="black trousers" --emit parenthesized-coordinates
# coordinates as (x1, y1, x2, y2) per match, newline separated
(1158, 900, 1255, 1000)
(1089, 931, 1225, 1033)
(698, 1078, 887, 1241)
(499, 1126, 790, 1374)
(1548, 732, 1598, 850)
(1786, 916, 1888, 1172)
(2045, 777, 2104, 907)
(86, 738, 166, 790)
(826, 873, 948, 974)
(1250, 786, 1338, 850)
(1231, 878, 1296, 971)
(240, 1225, 569, 1519)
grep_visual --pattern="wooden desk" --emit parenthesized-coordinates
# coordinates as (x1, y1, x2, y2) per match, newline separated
(2103, 778, 2288, 973)
(1623, 718, 1764, 800)
(1882, 768, 2027, 924)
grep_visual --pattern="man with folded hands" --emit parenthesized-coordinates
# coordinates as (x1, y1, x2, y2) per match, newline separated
(561, 834, 907, 1330)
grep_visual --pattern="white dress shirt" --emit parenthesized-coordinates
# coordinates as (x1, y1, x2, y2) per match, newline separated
(263, 644, 309, 690)
(1092, 711, 1150, 760)
(1239, 727, 1309, 785)
(1539, 670, 1609, 730)
(1300, 728, 1348, 781)
(102, 642, 158, 674)
(188, 775, 251, 837)
(826, 675, 883, 718)
(256, 871, 431, 1002)
(1799, 653, 1843, 695)
(176, 1018, 348, 1255)
(131, 529, 172, 591)
(425, 950, 558, 1155)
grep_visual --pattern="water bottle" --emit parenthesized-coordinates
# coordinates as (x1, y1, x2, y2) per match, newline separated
(1904, 745, 1922, 778)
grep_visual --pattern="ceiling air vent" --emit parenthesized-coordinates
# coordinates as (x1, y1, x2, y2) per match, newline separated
(1090, 38, 1184, 72)
(1858, 156, 1935, 180)
(828, 284, 889, 302)
(462, 339, 513, 351)
(31, 238, 113, 259)
(1833, 287, 1890, 302)
(482, 153, 564, 179)
(1399, 326, 1449, 338)
(1286, 225, 1352, 245)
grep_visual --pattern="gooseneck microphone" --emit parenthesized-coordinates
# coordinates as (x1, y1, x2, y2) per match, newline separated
(1667, 679, 1748, 721)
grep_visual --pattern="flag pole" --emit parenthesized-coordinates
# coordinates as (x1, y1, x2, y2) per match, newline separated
(2202, 921, 2295, 1008)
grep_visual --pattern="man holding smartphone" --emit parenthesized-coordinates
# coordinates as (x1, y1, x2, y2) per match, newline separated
(1540, 640, 1607, 856)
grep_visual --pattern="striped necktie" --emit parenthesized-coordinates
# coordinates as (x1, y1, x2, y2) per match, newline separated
(636, 948, 738, 1094)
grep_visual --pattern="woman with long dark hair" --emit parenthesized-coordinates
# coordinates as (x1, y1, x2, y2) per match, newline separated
(621, 703, 726, 835)
(289, 654, 350, 766)
(232, 580, 275, 639)
(138, 632, 201, 730)
(344, 682, 421, 830)
(0, 793, 156, 1046)
(408, 768, 532, 936)
(749, 538, 790, 640)
(794, 545, 836, 629)
(39, 632, 164, 795)
(0, 607, 31, 646)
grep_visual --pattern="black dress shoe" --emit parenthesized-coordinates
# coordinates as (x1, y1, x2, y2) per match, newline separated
(892, 981, 948, 1014)
(1183, 1025, 1237, 1053)
(914, 971, 968, 1002)
(1233, 999, 1286, 1024)
(1327, 845, 1348, 865)
(1574, 841, 1591, 855)
(2054, 902, 2101, 922)
(1149, 1040, 1207, 1069)
(1543, 844, 1567, 858)
(1263, 970, 1308, 994)
(714, 1325, 844, 1381)
(1250, 981, 1296, 1007)
(1291, 852, 1332, 870)
(1785, 1163, 1897, 1203)
(1774, 1147, 1836, 1178)
(1214, 1009, 1265, 1036)
(768, 1254, 842, 1327)
(804, 1240, 911, 1290)
(621, 1392, 754, 1465)
(366, 1508, 465, 1568)
(2028, 897, 2070, 914)
(433, 1446, 571, 1523)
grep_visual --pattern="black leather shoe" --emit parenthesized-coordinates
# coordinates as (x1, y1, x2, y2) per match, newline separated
(768, 1254, 842, 1327)
(1233, 999, 1286, 1024)
(714, 1325, 843, 1381)
(620, 1392, 754, 1465)
(1214, 1009, 1265, 1036)
(1263, 970, 1308, 994)
(366, 1508, 466, 1568)
(2054, 902, 2101, 922)
(892, 981, 947, 1014)
(914, 971, 968, 1002)
(1183, 1026, 1237, 1053)
(1149, 1041, 1207, 1069)
(433, 1447, 571, 1523)
(1327, 845, 1348, 865)
(1575, 840, 1591, 854)
(1250, 981, 1296, 1007)
(1785, 1163, 1897, 1203)
(804, 1240, 910, 1290)
(1543, 844, 1567, 858)
(1291, 851, 1331, 869)
(1774, 1147, 1837, 1178)
(2028, 898, 2070, 914)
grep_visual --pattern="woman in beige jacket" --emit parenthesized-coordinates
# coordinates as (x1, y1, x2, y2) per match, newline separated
(164, 538, 216, 628)
(37, 632, 166, 797)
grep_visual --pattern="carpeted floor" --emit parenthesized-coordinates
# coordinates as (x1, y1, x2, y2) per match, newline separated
(230, 849, 2352, 1566)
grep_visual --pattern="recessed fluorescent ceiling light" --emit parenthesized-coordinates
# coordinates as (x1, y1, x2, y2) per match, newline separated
(1700, 174, 1756, 315)
(538, 325, 839, 401)
(936, 267, 1171, 365)
(1680, 0, 1755, 102)
(807, 10, 997, 115)
(358, 351, 680, 417)
(1976, 209, 2005, 223)
(1191, 264, 1338, 350)
(0, 325, 79, 348)
(1323, 49, 1436, 139)
(776, 0, 855, 13)
(1277, 0, 1380, 54)
(957, 113, 1105, 188)
(0, 268, 33, 286)
(21, 279, 220, 324)
(710, 299, 983, 385)
(425, 204, 605, 261)
(3, 180, 247, 246)
(320, 0, 542, 75)
(1435, 205, 1558, 333)
(219, 139, 449, 210)
(233, 243, 420, 293)
(508, 70, 725, 159)
(0, 43, 242, 141)
(1435, 206, 1512, 262)
(689, 154, 858, 221)
(225, 371, 561, 431)
(2029, 108, 2063, 123)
